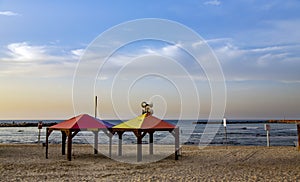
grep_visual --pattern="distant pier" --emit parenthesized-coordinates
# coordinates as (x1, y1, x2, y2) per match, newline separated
(268, 120, 300, 123)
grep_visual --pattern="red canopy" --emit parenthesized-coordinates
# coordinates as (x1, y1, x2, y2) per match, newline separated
(46, 114, 113, 161)
(49, 114, 111, 130)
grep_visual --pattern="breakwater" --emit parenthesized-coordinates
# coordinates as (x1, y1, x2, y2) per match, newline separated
(0, 122, 58, 127)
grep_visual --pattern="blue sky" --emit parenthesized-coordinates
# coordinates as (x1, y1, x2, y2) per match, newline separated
(0, 0, 300, 119)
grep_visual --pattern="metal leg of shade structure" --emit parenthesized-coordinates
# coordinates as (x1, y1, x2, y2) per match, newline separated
(94, 131, 98, 154)
(149, 132, 154, 155)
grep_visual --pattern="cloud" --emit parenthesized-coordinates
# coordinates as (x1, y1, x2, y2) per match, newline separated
(204, 0, 221, 6)
(27, 36, 298, 84)
(71, 49, 85, 58)
(144, 43, 183, 58)
(235, 19, 300, 46)
(0, 42, 79, 77)
(7, 42, 47, 61)
(192, 38, 232, 48)
(75, 37, 300, 84)
(0, 11, 20, 16)
(211, 39, 300, 83)
(92, 42, 208, 83)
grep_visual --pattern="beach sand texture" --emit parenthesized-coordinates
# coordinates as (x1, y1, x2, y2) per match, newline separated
(0, 144, 299, 181)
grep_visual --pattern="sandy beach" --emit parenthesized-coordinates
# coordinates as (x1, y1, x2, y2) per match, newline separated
(0, 144, 299, 181)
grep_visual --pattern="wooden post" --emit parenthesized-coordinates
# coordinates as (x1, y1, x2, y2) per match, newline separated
(175, 127, 180, 160)
(38, 129, 41, 143)
(109, 134, 112, 158)
(137, 130, 142, 162)
(118, 132, 123, 156)
(67, 130, 72, 161)
(133, 130, 147, 162)
(61, 131, 66, 155)
(37, 121, 42, 144)
(46, 128, 49, 159)
(149, 131, 154, 155)
(297, 124, 300, 151)
(94, 131, 99, 154)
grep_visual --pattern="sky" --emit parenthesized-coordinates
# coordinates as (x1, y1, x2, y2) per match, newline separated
(0, 0, 300, 120)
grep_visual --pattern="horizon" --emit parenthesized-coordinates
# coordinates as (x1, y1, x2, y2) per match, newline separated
(1, 1, 300, 120)
(0, 114, 296, 121)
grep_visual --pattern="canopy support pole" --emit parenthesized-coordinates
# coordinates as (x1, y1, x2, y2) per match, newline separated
(137, 130, 142, 162)
(109, 133, 113, 158)
(45, 128, 51, 159)
(171, 128, 180, 160)
(104, 130, 113, 158)
(134, 130, 147, 162)
(137, 138, 142, 161)
(93, 131, 99, 154)
(61, 131, 66, 155)
(67, 130, 72, 161)
(149, 131, 154, 155)
(117, 131, 124, 156)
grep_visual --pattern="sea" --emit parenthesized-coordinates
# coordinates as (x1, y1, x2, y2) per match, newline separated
(0, 120, 298, 146)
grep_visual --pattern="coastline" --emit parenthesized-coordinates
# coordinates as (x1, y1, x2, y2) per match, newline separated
(0, 144, 299, 181)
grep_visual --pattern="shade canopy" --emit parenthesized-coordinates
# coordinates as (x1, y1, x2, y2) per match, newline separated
(49, 114, 113, 130)
(113, 113, 176, 131)
(46, 114, 114, 161)
(111, 113, 179, 162)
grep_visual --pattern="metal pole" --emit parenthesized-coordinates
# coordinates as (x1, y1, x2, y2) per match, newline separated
(95, 96, 98, 118)
(94, 131, 98, 154)
(265, 124, 270, 147)
(38, 129, 41, 144)
(267, 130, 270, 147)
(224, 126, 227, 145)
(297, 124, 300, 151)
(223, 118, 227, 145)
